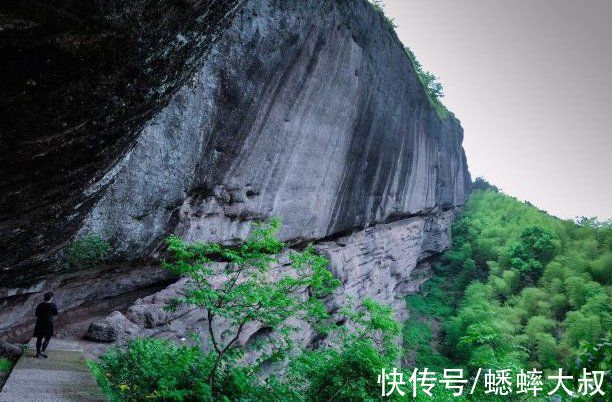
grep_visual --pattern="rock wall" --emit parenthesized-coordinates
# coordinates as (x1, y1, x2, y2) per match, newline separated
(1, 0, 470, 337)
(79, 0, 469, 257)
(0, 0, 244, 280)
(87, 211, 454, 349)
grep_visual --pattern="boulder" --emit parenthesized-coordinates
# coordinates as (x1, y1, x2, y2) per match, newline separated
(0, 341, 22, 359)
(86, 311, 139, 343)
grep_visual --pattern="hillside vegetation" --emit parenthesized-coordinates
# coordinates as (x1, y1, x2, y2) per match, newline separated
(405, 182, 611, 400)
(91, 185, 610, 401)
(91, 220, 402, 401)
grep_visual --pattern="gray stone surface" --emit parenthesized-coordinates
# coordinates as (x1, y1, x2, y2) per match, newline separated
(318, 210, 455, 321)
(0, 341, 105, 402)
(0, 341, 22, 360)
(89, 211, 455, 354)
(85, 311, 139, 343)
(1, 0, 243, 280)
(1, 0, 470, 336)
(0, 264, 171, 335)
(79, 0, 470, 260)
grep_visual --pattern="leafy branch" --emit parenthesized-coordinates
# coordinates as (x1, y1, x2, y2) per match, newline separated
(162, 218, 340, 396)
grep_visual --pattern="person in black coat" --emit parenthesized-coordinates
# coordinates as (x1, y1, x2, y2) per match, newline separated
(33, 291, 58, 358)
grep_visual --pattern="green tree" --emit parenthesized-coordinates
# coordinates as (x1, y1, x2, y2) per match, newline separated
(508, 225, 559, 282)
(289, 299, 401, 401)
(163, 218, 340, 396)
(569, 337, 612, 398)
(519, 226, 559, 263)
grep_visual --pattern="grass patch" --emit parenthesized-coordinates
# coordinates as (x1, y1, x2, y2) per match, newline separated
(0, 358, 14, 372)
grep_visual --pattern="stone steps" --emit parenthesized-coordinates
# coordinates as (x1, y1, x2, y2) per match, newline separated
(0, 341, 106, 402)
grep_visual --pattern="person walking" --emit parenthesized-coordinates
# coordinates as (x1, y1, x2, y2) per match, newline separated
(33, 291, 58, 358)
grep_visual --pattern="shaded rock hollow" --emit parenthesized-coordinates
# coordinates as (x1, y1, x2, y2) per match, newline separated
(0, 0, 470, 339)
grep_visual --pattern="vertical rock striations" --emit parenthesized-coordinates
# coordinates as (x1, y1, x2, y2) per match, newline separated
(0, 0, 244, 278)
(79, 0, 470, 257)
(1, 0, 470, 336)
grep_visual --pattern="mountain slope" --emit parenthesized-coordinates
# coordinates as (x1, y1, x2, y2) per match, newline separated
(404, 187, 611, 399)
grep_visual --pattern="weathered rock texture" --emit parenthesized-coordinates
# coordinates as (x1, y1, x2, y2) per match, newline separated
(0, 341, 22, 360)
(0, 263, 171, 335)
(78, 0, 470, 259)
(87, 212, 455, 349)
(0, 0, 244, 280)
(1, 0, 470, 336)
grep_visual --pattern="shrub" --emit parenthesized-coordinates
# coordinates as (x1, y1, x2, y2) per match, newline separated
(296, 338, 395, 401)
(368, 0, 397, 30)
(163, 218, 339, 396)
(89, 338, 213, 402)
(405, 47, 449, 118)
(471, 177, 499, 192)
(289, 299, 402, 401)
(66, 234, 110, 269)
(91, 299, 403, 401)
(0, 357, 13, 372)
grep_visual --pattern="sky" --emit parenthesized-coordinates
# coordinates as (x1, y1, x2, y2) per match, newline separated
(382, 0, 612, 220)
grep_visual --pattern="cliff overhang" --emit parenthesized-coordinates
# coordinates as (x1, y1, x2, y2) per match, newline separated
(0, 0, 470, 337)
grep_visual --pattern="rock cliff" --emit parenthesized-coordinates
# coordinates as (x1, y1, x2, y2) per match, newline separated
(0, 0, 243, 280)
(0, 0, 470, 338)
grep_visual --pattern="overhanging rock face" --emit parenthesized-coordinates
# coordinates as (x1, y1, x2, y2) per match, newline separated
(0, 0, 244, 281)
(79, 0, 470, 257)
(1, 0, 470, 336)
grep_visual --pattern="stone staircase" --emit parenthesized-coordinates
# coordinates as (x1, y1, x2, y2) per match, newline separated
(0, 339, 106, 402)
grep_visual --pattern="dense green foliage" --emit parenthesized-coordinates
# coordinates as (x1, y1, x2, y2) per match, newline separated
(89, 338, 214, 401)
(0, 357, 13, 372)
(405, 187, 611, 400)
(65, 233, 110, 269)
(162, 218, 340, 395)
(92, 220, 401, 401)
(92, 301, 401, 402)
(289, 299, 401, 401)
